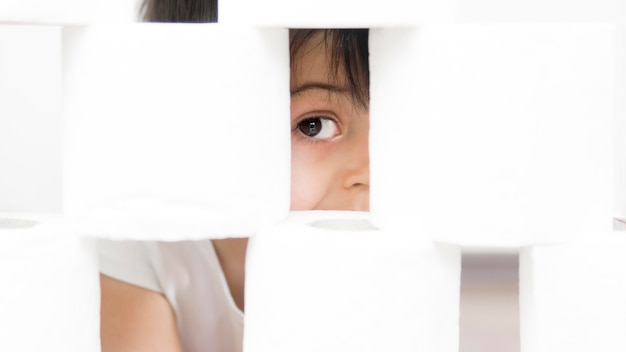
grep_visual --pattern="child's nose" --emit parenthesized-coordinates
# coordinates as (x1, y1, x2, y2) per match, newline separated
(341, 143, 370, 211)
(342, 148, 369, 189)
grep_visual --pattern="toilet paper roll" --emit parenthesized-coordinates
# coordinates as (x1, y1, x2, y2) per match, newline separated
(63, 24, 290, 240)
(520, 232, 626, 352)
(0, 213, 100, 352)
(244, 211, 461, 352)
(220, 0, 455, 27)
(0, 0, 138, 24)
(615, 27, 626, 221)
(369, 25, 615, 248)
(0, 25, 63, 213)
(456, 0, 626, 23)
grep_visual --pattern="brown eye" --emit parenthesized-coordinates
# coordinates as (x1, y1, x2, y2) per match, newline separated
(297, 117, 339, 139)
(298, 118, 322, 137)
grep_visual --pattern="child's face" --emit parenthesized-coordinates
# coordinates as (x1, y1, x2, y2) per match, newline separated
(289, 34, 370, 211)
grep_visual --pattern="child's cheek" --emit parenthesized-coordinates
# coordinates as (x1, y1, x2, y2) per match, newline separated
(290, 147, 324, 211)
(290, 162, 317, 211)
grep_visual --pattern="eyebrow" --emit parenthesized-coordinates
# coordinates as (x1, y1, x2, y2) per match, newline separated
(290, 82, 351, 97)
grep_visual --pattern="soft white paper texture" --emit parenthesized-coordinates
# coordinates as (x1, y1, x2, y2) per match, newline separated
(615, 28, 626, 221)
(0, 0, 139, 24)
(63, 24, 291, 239)
(0, 213, 100, 352)
(457, 0, 626, 23)
(369, 25, 615, 247)
(220, 0, 455, 27)
(0, 26, 63, 213)
(519, 233, 626, 352)
(244, 212, 461, 352)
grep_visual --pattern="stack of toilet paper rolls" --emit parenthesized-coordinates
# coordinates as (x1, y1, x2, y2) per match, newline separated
(368, 22, 623, 352)
(0, 24, 101, 352)
(2, 2, 462, 351)
(3, 0, 626, 352)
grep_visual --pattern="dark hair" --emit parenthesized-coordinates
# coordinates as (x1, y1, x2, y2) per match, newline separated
(140, 1, 369, 108)
(290, 29, 369, 109)
(141, 0, 218, 22)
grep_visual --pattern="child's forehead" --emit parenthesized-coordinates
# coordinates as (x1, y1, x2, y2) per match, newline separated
(291, 31, 330, 67)
(290, 33, 348, 89)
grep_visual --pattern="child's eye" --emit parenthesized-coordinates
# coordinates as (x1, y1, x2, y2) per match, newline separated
(296, 117, 340, 139)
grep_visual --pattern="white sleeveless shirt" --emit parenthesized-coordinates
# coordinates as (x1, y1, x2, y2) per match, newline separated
(98, 239, 244, 352)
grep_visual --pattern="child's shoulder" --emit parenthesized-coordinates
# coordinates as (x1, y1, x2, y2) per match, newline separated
(97, 239, 216, 293)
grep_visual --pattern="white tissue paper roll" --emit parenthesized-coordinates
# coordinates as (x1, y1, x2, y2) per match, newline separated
(63, 24, 291, 240)
(244, 211, 461, 352)
(369, 25, 615, 248)
(615, 27, 626, 222)
(220, 0, 455, 27)
(519, 233, 626, 352)
(457, 0, 626, 23)
(0, 0, 138, 24)
(0, 25, 63, 213)
(0, 213, 100, 352)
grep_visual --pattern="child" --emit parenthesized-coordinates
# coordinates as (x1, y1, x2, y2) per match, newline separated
(99, 2, 370, 351)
